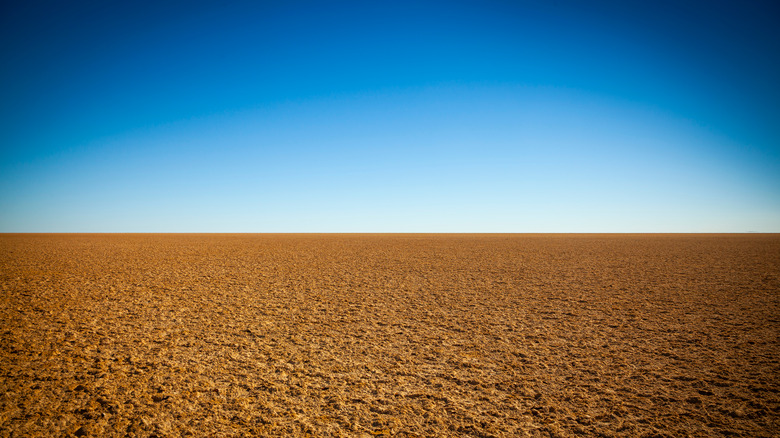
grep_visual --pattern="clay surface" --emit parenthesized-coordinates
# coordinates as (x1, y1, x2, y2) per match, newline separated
(1, 234, 778, 437)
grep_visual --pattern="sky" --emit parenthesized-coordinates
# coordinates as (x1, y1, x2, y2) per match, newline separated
(1, 0, 779, 232)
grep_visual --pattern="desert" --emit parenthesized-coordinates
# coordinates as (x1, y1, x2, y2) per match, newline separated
(1, 233, 778, 437)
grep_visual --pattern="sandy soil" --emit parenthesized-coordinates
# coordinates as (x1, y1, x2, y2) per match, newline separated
(1, 234, 778, 437)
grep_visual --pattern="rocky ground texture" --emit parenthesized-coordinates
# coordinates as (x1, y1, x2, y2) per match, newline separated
(1, 234, 779, 437)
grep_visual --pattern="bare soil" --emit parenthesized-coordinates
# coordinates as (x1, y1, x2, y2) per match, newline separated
(1, 234, 778, 437)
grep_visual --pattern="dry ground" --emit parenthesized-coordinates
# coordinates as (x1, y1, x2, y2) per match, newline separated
(1, 234, 778, 437)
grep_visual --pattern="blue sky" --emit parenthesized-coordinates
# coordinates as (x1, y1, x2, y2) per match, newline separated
(1, 0, 779, 232)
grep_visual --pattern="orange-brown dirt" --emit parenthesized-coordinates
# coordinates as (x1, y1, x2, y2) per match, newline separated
(1, 234, 778, 437)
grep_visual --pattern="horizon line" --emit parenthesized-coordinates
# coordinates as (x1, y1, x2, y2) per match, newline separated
(1, 232, 777, 235)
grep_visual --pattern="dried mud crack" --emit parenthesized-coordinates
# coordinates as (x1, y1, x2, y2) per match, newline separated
(1, 234, 779, 437)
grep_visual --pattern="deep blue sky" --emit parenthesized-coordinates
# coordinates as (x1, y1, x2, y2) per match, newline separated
(1, 0, 779, 232)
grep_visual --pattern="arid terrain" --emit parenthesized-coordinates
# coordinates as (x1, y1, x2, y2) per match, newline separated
(1, 234, 778, 437)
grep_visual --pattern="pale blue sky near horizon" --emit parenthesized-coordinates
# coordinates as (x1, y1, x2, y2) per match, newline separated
(1, 0, 779, 232)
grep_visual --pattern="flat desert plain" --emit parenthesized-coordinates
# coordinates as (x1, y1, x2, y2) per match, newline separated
(1, 234, 778, 437)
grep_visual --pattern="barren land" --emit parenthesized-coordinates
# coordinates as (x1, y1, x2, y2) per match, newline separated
(1, 234, 778, 437)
